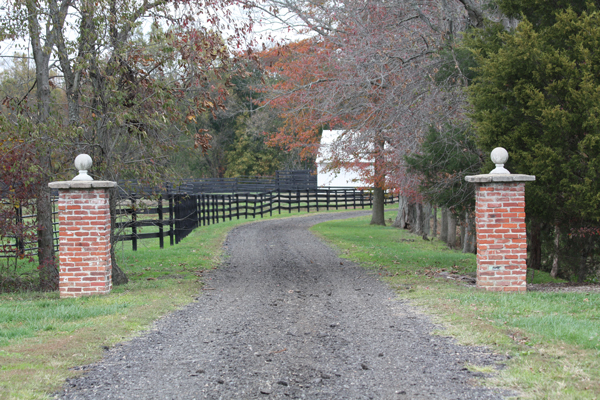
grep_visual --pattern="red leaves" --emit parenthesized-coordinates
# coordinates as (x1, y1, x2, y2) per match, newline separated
(0, 140, 41, 265)
(569, 226, 600, 238)
(194, 130, 213, 153)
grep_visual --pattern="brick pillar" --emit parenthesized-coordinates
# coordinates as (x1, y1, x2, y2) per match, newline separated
(49, 180, 116, 298)
(466, 148, 535, 292)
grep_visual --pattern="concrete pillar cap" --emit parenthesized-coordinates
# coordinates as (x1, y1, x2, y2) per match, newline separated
(73, 154, 93, 181)
(490, 147, 510, 174)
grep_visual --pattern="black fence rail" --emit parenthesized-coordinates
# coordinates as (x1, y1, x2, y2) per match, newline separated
(1, 172, 393, 257)
(117, 170, 317, 198)
(115, 188, 397, 250)
(0, 197, 60, 260)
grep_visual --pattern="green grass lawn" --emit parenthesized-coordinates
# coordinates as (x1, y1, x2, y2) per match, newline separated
(311, 211, 600, 399)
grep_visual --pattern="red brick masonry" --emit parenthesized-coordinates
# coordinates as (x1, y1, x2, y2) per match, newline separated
(49, 181, 116, 298)
(475, 183, 527, 291)
(465, 174, 535, 292)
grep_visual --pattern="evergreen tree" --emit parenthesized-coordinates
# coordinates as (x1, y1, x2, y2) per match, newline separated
(468, 6, 600, 279)
(405, 124, 483, 215)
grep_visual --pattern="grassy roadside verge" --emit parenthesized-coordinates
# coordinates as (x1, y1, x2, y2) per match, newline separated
(311, 211, 600, 399)
(0, 207, 373, 399)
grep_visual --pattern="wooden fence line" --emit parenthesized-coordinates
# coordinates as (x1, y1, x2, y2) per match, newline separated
(116, 170, 317, 198)
(1, 185, 396, 257)
(0, 198, 60, 259)
(116, 188, 397, 251)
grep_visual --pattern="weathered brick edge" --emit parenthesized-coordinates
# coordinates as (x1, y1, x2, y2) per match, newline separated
(49, 181, 116, 298)
(466, 174, 535, 292)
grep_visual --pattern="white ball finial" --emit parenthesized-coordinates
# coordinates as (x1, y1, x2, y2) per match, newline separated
(73, 154, 94, 181)
(490, 147, 510, 174)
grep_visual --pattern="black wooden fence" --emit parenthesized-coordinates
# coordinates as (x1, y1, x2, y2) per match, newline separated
(117, 170, 317, 197)
(115, 188, 397, 250)
(1, 171, 396, 256)
(0, 198, 60, 259)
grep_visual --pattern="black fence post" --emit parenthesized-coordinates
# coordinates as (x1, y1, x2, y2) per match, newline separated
(218, 195, 223, 223)
(195, 194, 200, 229)
(14, 205, 24, 256)
(211, 195, 216, 225)
(158, 195, 164, 249)
(201, 194, 206, 226)
(348, 189, 351, 209)
(169, 193, 174, 246)
(278, 190, 282, 215)
(207, 194, 210, 225)
(259, 193, 264, 218)
(174, 194, 180, 245)
(214, 195, 219, 224)
(131, 195, 138, 251)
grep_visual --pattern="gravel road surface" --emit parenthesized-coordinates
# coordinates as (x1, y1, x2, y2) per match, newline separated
(58, 211, 511, 399)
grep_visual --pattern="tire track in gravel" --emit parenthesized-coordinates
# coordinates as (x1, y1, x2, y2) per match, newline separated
(58, 211, 513, 399)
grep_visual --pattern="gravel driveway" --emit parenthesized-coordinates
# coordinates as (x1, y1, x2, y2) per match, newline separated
(58, 211, 512, 399)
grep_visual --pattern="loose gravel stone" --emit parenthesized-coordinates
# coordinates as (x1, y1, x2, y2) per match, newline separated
(57, 211, 514, 399)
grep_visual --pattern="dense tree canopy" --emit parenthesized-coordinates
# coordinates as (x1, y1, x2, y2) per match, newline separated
(0, 0, 257, 287)
(468, 6, 600, 279)
(259, 0, 486, 224)
(405, 123, 483, 215)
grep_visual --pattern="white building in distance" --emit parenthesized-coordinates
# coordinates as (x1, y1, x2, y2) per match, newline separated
(316, 130, 369, 187)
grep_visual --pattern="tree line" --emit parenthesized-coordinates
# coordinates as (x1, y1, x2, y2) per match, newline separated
(257, 0, 600, 282)
(1, 0, 599, 288)
(0, 0, 292, 290)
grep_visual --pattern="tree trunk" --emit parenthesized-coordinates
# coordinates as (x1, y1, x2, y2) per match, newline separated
(422, 203, 431, 237)
(582, 252, 594, 284)
(27, 1, 58, 290)
(370, 187, 386, 226)
(370, 136, 386, 226)
(527, 219, 542, 271)
(550, 223, 560, 278)
(392, 196, 409, 228)
(459, 214, 466, 249)
(432, 206, 437, 238)
(440, 207, 449, 244)
(447, 212, 457, 249)
(578, 251, 588, 284)
(109, 187, 128, 285)
(462, 212, 476, 254)
(36, 170, 58, 291)
(413, 203, 422, 234)
(406, 202, 416, 231)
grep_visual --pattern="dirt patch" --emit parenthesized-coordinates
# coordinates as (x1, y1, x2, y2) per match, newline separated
(527, 283, 600, 293)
